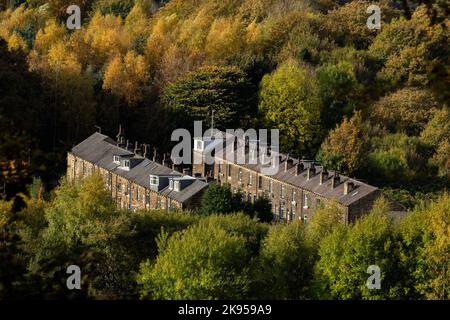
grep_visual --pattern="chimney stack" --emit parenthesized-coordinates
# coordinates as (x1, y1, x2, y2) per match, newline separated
(152, 147, 157, 162)
(284, 154, 294, 172)
(306, 164, 316, 180)
(183, 168, 191, 176)
(116, 125, 123, 144)
(162, 153, 168, 167)
(125, 139, 132, 151)
(331, 172, 340, 189)
(295, 162, 304, 176)
(344, 181, 355, 195)
(134, 141, 141, 156)
(319, 168, 328, 185)
(142, 144, 149, 158)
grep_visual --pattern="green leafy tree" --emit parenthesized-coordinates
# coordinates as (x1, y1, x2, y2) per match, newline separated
(367, 133, 431, 183)
(420, 108, 450, 148)
(163, 65, 256, 129)
(316, 61, 360, 128)
(25, 175, 136, 298)
(137, 214, 259, 300)
(315, 198, 405, 299)
(200, 183, 235, 215)
(400, 193, 450, 299)
(430, 140, 450, 177)
(255, 221, 314, 299)
(259, 59, 323, 156)
(252, 196, 273, 223)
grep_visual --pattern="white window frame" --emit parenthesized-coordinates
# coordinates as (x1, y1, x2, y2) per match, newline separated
(174, 180, 180, 192)
(150, 176, 159, 186)
(303, 193, 309, 209)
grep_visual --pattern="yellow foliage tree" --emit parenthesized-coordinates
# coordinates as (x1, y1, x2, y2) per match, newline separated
(103, 51, 150, 104)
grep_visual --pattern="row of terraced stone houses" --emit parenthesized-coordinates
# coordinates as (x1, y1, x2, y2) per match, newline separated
(67, 129, 404, 223)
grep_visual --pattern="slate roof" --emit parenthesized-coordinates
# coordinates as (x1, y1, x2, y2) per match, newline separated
(239, 154, 379, 207)
(71, 132, 208, 204)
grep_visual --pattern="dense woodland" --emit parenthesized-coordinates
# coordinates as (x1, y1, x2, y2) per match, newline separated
(0, 0, 449, 299)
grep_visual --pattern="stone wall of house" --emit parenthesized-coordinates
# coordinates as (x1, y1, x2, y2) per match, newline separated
(192, 156, 342, 223)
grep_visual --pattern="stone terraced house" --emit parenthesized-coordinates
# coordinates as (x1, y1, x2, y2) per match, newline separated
(191, 131, 404, 223)
(68, 128, 404, 223)
(67, 131, 208, 211)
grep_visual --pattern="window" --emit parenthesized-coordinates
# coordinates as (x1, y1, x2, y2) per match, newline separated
(218, 163, 222, 173)
(113, 155, 120, 163)
(194, 139, 204, 151)
(250, 148, 257, 161)
(117, 182, 122, 192)
(238, 169, 243, 182)
(258, 176, 263, 189)
(150, 176, 158, 185)
(227, 164, 232, 177)
(316, 198, 322, 208)
(268, 180, 273, 193)
(303, 193, 309, 208)
(123, 160, 130, 168)
(156, 196, 161, 209)
(249, 174, 252, 186)
(135, 187, 139, 201)
(303, 214, 308, 224)
(281, 185, 285, 198)
(174, 181, 180, 192)
(169, 179, 174, 190)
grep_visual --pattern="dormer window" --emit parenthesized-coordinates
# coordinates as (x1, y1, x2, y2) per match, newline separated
(150, 175, 159, 186)
(174, 181, 180, 192)
(169, 179, 174, 190)
(194, 138, 204, 151)
(123, 160, 130, 168)
(113, 155, 120, 164)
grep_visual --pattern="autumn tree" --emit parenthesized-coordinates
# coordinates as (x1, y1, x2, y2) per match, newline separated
(369, 5, 448, 94)
(318, 111, 366, 176)
(370, 87, 439, 136)
(102, 51, 150, 105)
(323, 0, 400, 49)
